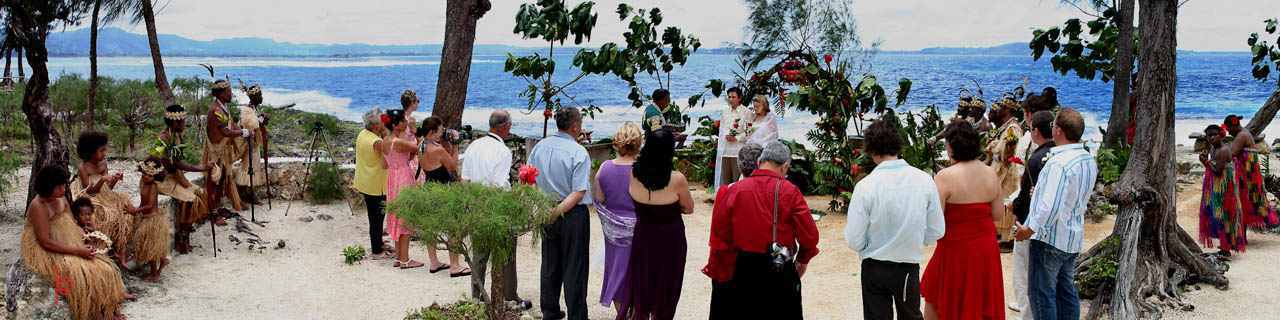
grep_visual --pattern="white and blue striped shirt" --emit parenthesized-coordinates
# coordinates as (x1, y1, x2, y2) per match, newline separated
(1026, 143, 1097, 253)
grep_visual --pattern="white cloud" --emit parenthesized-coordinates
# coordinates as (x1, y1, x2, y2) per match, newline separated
(97, 0, 1277, 52)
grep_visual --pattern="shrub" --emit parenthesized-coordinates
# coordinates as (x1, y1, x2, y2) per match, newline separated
(388, 182, 554, 266)
(1096, 145, 1131, 185)
(342, 245, 366, 265)
(0, 150, 21, 204)
(308, 162, 344, 204)
(403, 301, 486, 320)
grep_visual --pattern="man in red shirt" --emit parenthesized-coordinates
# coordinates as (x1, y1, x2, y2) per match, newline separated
(704, 141, 820, 320)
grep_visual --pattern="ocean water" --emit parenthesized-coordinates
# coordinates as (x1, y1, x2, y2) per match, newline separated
(43, 53, 1278, 145)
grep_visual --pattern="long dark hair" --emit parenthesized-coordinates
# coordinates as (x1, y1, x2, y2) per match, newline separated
(633, 129, 676, 191)
(384, 109, 406, 132)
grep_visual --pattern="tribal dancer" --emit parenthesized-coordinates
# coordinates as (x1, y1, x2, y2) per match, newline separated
(205, 80, 250, 222)
(1200, 124, 1247, 255)
(1223, 115, 1280, 232)
(985, 97, 1023, 244)
(151, 104, 209, 254)
(236, 84, 270, 197)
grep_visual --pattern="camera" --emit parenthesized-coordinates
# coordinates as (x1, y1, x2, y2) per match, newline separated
(768, 242, 792, 272)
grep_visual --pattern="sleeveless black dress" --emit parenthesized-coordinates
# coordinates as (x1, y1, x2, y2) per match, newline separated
(422, 166, 455, 184)
(618, 199, 686, 320)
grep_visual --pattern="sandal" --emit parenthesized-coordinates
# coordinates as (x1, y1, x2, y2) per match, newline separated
(450, 267, 472, 278)
(370, 252, 395, 260)
(429, 263, 450, 274)
(395, 259, 424, 269)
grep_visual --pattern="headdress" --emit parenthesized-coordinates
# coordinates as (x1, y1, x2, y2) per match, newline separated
(210, 80, 231, 91)
(401, 90, 419, 103)
(164, 104, 186, 121)
(991, 94, 1020, 113)
(138, 160, 163, 176)
(246, 85, 262, 97)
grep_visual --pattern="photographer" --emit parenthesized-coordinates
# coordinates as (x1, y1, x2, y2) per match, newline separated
(704, 141, 819, 320)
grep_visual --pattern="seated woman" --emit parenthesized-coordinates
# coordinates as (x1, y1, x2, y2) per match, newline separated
(75, 131, 145, 265)
(22, 167, 129, 320)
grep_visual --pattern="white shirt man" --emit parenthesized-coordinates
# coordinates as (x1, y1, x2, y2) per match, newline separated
(460, 110, 526, 307)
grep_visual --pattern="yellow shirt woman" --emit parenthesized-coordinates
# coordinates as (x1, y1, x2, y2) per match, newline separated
(354, 129, 388, 195)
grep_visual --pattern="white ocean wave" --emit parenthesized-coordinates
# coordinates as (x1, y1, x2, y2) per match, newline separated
(234, 88, 362, 121)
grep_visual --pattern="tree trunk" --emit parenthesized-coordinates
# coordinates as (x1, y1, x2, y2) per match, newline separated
(431, 0, 492, 129)
(1244, 89, 1280, 138)
(1103, 0, 1136, 149)
(141, 0, 174, 105)
(86, 0, 102, 130)
(3, 48, 11, 84)
(1090, 0, 1228, 318)
(14, 28, 69, 204)
(16, 48, 24, 81)
(487, 262, 510, 320)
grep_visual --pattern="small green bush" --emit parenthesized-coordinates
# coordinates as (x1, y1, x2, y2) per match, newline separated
(403, 301, 485, 320)
(309, 162, 344, 204)
(1096, 146, 1131, 185)
(0, 150, 21, 204)
(342, 245, 366, 265)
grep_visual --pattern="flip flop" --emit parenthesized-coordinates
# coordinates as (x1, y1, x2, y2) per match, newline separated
(429, 263, 451, 273)
(450, 267, 472, 278)
(396, 260, 425, 269)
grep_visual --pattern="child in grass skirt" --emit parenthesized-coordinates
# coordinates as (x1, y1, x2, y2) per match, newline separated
(134, 158, 171, 282)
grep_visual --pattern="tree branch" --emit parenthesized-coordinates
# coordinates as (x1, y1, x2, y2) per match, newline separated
(1065, 1, 1104, 18)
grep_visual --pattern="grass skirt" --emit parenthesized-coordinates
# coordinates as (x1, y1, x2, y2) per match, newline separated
(21, 206, 126, 320)
(132, 211, 171, 264)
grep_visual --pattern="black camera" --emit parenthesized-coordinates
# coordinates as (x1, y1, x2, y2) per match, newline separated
(768, 242, 792, 272)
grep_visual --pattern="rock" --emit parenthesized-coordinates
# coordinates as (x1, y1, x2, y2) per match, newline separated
(316, 214, 333, 221)
(228, 234, 241, 245)
(276, 240, 286, 249)
(298, 216, 314, 223)
(5, 261, 72, 320)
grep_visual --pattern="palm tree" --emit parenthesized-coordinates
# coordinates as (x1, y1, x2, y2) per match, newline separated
(106, 0, 172, 105)
(84, 0, 130, 129)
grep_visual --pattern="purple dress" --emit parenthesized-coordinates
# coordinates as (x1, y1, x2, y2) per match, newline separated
(595, 160, 637, 307)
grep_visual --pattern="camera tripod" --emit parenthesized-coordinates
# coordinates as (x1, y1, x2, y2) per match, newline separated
(283, 121, 349, 217)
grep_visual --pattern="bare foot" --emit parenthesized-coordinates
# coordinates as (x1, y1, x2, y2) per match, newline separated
(115, 313, 127, 320)
(124, 293, 137, 301)
(143, 272, 161, 283)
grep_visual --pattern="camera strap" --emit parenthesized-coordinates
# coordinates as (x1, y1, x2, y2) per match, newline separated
(770, 179, 782, 248)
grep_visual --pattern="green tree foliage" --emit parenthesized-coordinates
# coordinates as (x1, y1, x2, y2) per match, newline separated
(1029, 7, 1135, 82)
(1249, 18, 1280, 85)
(506, 0, 713, 134)
(387, 182, 554, 267)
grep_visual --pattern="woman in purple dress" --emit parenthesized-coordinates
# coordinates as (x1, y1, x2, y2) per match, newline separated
(619, 128, 695, 320)
(594, 122, 644, 312)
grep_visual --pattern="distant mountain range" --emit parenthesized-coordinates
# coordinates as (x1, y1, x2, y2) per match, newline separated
(46, 27, 527, 57)
(913, 42, 1031, 55)
(41, 28, 1238, 57)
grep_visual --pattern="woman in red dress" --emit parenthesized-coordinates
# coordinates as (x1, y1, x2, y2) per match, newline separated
(922, 121, 1006, 320)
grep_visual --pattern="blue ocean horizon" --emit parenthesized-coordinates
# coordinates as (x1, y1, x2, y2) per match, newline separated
(43, 52, 1277, 145)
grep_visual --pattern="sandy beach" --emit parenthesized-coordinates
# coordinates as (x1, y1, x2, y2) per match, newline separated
(1, 158, 1278, 320)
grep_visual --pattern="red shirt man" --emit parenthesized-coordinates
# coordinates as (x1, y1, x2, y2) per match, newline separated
(703, 168, 820, 282)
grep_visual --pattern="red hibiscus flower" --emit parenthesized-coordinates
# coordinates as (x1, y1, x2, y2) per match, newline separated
(1007, 156, 1024, 165)
(543, 108, 553, 119)
(823, 54, 833, 64)
(518, 165, 540, 185)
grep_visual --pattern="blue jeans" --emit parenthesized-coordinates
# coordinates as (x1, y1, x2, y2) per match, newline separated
(1028, 240, 1080, 320)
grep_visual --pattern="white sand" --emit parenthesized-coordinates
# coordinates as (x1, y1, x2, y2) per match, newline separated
(1, 157, 1278, 319)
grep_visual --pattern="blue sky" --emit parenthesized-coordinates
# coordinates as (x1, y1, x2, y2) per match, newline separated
(97, 0, 1279, 51)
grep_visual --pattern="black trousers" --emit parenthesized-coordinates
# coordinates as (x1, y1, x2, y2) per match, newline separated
(362, 193, 386, 255)
(709, 252, 803, 320)
(540, 205, 589, 320)
(860, 259, 922, 320)
(471, 236, 519, 302)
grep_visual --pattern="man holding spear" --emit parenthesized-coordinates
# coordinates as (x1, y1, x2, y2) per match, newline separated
(237, 84, 271, 216)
